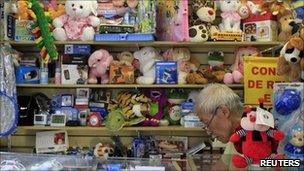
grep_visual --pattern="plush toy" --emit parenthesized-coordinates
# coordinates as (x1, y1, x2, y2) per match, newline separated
(88, 49, 113, 84)
(186, 71, 208, 84)
(48, 3, 65, 20)
(143, 89, 168, 126)
(189, 3, 218, 42)
(284, 128, 304, 160)
(224, 46, 261, 84)
(162, 89, 187, 125)
(270, 0, 291, 16)
(230, 106, 284, 168)
(116, 51, 134, 66)
(52, 0, 100, 41)
(277, 9, 301, 42)
(277, 37, 304, 82)
(219, 0, 242, 32)
(208, 51, 224, 71)
(134, 47, 161, 84)
(11, 0, 36, 20)
(94, 143, 114, 159)
(163, 48, 192, 84)
(300, 25, 304, 41)
(237, 0, 261, 19)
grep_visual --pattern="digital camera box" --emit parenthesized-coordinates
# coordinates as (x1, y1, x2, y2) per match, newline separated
(155, 61, 177, 84)
(109, 63, 134, 84)
(7, 15, 35, 41)
(243, 12, 278, 42)
(61, 64, 88, 84)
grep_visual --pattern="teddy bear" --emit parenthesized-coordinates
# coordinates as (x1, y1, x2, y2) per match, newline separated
(230, 106, 284, 168)
(237, 0, 261, 19)
(186, 71, 208, 84)
(88, 49, 113, 84)
(52, 0, 100, 41)
(277, 37, 304, 82)
(277, 9, 301, 42)
(189, 2, 219, 42)
(219, 0, 242, 32)
(133, 47, 161, 85)
(224, 46, 261, 84)
(163, 48, 192, 84)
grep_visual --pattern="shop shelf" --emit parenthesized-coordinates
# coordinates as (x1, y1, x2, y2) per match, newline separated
(16, 83, 244, 89)
(17, 126, 202, 132)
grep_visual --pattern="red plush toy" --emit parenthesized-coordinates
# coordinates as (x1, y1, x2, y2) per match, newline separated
(230, 99, 285, 168)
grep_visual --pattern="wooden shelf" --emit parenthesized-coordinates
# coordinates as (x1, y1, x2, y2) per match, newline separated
(17, 126, 202, 132)
(16, 84, 244, 89)
(4, 40, 282, 48)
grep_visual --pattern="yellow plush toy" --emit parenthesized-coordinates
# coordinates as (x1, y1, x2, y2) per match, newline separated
(11, 0, 36, 20)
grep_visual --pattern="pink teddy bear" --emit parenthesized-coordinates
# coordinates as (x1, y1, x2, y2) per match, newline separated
(88, 49, 113, 84)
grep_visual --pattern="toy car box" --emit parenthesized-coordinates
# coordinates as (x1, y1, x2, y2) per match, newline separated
(109, 64, 134, 84)
(155, 61, 177, 84)
(243, 12, 278, 42)
(61, 64, 88, 85)
(7, 15, 35, 41)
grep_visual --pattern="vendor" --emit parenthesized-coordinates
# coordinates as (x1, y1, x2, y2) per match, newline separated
(196, 84, 243, 170)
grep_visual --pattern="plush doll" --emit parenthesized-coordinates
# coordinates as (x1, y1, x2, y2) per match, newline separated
(94, 143, 114, 159)
(237, 0, 261, 19)
(52, 0, 100, 41)
(11, 0, 36, 20)
(284, 128, 304, 160)
(208, 51, 224, 71)
(116, 51, 134, 66)
(277, 9, 301, 42)
(277, 37, 304, 82)
(230, 106, 285, 168)
(189, 3, 219, 42)
(142, 89, 168, 126)
(224, 46, 261, 84)
(88, 49, 113, 84)
(48, 3, 65, 20)
(134, 47, 161, 85)
(270, 0, 291, 16)
(219, 0, 242, 32)
(163, 48, 192, 84)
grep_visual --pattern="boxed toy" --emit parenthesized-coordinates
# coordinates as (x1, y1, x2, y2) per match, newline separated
(155, 61, 177, 84)
(109, 64, 134, 84)
(273, 83, 304, 163)
(7, 15, 35, 41)
(156, 0, 189, 41)
(243, 12, 278, 42)
(64, 45, 91, 55)
(61, 64, 88, 84)
(62, 55, 88, 65)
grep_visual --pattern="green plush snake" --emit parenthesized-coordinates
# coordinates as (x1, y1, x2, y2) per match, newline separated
(29, 0, 58, 63)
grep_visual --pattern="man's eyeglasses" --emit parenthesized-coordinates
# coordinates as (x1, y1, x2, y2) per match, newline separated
(202, 106, 220, 135)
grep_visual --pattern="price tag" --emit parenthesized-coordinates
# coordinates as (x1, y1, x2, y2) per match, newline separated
(256, 107, 274, 128)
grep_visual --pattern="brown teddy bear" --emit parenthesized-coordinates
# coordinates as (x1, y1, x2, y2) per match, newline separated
(277, 10, 300, 42)
(186, 71, 208, 84)
(277, 37, 304, 82)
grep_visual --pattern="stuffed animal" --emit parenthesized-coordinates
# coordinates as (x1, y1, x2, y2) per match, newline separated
(208, 51, 224, 71)
(88, 49, 113, 84)
(284, 128, 304, 160)
(134, 47, 161, 84)
(11, 0, 36, 20)
(219, 0, 242, 32)
(277, 9, 301, 42)
(270, 0, 291, 16)
(277, 37, 304, 82)
(237, 0, 261, 19)
(116, 51, 134, 66)
(189, 3, 218, 42)
(48, 4, 65, 20)
(186, 71, 208, 84)
(94, 143, 114, 159)
(224, 46, 261, 84)
(163, 48, 192, 84)
(52, 0, 100, 41)
(230, 106, 284, 168)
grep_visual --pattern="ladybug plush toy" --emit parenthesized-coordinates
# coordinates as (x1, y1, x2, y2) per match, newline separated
(230, 100, 285, 168)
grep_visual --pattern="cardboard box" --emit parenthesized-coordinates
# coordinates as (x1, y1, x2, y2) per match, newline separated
(61, 64, 88, 84)
(7, 15, 35, 41)
(109, 64, 134, 84)
(155, 61, 177, 84)
(62, 55, 88, 65)
(243, 12, 278, 42)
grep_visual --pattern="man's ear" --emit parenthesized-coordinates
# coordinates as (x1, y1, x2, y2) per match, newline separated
(218, 105, 231, 118)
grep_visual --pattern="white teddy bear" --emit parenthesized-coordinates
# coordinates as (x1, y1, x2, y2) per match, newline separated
(218, 0, 242, 32)
(52, 0, 100, 41)
(133, 47, 161, 84)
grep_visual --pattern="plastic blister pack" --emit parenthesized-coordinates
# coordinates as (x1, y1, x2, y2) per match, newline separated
(0, 44, 18, 137)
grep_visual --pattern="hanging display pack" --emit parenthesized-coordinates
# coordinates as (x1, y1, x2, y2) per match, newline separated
(0, 44, 19, 137)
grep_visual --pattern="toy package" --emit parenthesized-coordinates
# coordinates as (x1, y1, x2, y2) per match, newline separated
(156, 0, 189, 41)
(61, 65, 88, 84)
(109, 64, 134, 84)
(273, 83, 304, 164)
(7, 15, 35, 41)
(155, 61, 178, 84)
(243, 12, 278, 42)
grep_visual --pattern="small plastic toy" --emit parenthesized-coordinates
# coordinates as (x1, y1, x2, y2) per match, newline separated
(211, 31, 244, 41)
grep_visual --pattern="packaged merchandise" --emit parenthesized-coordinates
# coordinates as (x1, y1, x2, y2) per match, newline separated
(7, 15, 35, 41)
(243, 12, 278, 42)
(64, 45, 91, 55)
(15, 66, 39, 84)
(155, 61, 178, 84)
(156, 0, 189, 41)
(61, 64, 88, 84)
(109, 64, 134, 84)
